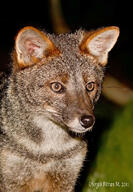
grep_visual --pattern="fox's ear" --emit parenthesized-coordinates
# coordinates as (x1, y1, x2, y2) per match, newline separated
(80, 26, 120, 66)
(14, 26, 58, 71)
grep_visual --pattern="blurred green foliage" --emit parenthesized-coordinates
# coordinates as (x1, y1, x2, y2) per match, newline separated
(82, 101, 133, 192)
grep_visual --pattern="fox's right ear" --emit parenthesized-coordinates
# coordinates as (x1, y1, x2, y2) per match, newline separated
(13, 26, 59, 72)
(80, 26, 120, 66)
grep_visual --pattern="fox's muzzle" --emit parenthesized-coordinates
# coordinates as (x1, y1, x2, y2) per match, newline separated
(61, 85, 96, 133)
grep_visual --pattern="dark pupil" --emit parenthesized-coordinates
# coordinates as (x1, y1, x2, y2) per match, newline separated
(88, 83, 92, 89)
(54, 83, 60, 89)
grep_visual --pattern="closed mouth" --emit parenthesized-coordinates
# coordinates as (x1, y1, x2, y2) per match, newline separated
(68, 126, 93, 133)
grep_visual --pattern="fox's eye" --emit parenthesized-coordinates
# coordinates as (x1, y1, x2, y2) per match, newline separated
(50, 82, 65, 93)
(86, 82, 95, 92)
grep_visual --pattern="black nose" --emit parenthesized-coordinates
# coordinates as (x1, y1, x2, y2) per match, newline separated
(80, 115, 95, 128)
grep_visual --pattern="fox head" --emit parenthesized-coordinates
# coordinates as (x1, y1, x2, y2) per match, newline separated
(12, 26, 119, 134)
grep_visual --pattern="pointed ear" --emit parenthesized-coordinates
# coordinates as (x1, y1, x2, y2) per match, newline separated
(80, 26, 120, 66)
(14, 26, 59, 71)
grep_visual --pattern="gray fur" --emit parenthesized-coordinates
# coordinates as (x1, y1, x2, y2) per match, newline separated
(0, 27, 118, 192)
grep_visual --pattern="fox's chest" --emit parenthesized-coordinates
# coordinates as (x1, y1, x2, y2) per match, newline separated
(1, 144, 86, 192)
(20, 173, 51, 192)
(1, 117, 87, 191)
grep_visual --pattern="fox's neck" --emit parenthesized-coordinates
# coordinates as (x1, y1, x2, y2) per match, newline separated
(32, 115, 81, 154)
(22, 115, 82, 157)
(2, 95, 81, 156)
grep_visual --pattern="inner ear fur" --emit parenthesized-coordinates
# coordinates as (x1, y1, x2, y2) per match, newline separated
(14, 26, 59, 72)
(80, 26, 120, 66)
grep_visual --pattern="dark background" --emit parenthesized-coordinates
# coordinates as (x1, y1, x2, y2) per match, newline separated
(0, 0, 132, 87)
(0, 0, 132, 191)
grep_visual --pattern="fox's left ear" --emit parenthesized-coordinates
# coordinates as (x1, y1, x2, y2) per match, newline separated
(80, 26, 120, 66)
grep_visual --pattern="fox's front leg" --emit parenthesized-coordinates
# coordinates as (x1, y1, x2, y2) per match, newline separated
(20, 171, 76, 192)
(44, 171, 77, 192)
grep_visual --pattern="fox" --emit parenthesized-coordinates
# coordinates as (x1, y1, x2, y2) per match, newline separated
(0, 26, 119, 192)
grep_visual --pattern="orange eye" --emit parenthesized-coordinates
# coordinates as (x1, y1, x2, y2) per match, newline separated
(86, 82, 95, 92)
(50, 82, 65, 93)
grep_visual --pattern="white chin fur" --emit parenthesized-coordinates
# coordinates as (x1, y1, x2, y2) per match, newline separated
(67, 118, 93, 133)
